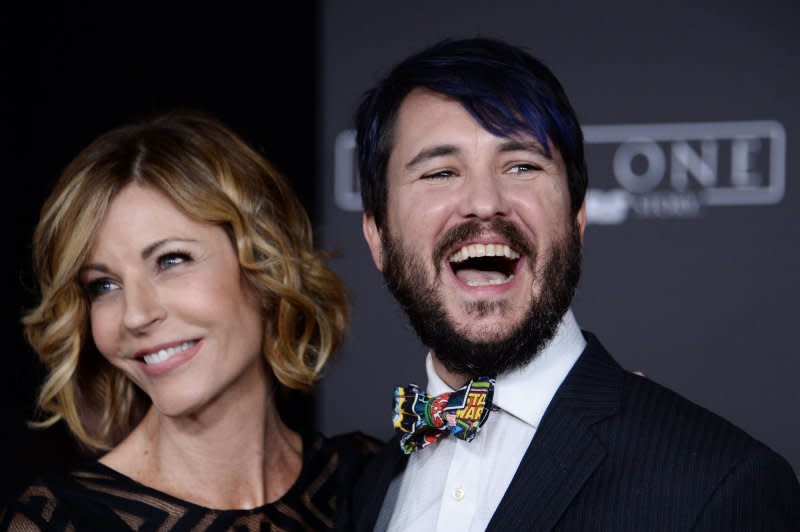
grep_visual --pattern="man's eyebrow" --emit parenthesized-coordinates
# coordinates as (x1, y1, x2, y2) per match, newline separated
(498, 139, 551, 159)
(405, 144, 459, 170)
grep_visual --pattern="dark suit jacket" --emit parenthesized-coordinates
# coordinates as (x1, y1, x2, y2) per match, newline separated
(352, 332, 800, 531)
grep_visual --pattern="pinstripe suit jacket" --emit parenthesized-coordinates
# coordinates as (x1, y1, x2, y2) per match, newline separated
(351, 332, 800, 531)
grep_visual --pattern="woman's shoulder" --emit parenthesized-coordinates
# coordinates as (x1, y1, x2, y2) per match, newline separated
(0, 460, 176, 530)
(0, 463, 105, 530)
(1, 474, 57, 530)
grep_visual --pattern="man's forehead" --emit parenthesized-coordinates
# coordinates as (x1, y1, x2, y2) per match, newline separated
(392, 88, 554, 156)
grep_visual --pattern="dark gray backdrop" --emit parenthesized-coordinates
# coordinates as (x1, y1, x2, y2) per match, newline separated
(316, 0, 800, 474)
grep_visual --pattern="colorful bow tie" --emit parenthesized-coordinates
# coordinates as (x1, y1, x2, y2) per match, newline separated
(392, 376, 495, 454)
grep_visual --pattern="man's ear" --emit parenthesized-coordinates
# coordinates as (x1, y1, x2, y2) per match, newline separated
(576, 201, 587, 244)
(363, 213, 385, 271)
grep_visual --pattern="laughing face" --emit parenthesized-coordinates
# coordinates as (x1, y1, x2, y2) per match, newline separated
(363, 89, 585, 380)
(81, 183, 267, 418)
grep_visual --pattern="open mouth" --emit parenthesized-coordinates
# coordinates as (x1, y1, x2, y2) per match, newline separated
(139, 340, 200, 365)
(448, 243, 521, 286)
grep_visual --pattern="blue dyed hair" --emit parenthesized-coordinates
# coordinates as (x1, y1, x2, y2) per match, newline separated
(355, 37, 587, 229)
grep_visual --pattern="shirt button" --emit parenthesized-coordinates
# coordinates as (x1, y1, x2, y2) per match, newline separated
(453, 487, 465, 501)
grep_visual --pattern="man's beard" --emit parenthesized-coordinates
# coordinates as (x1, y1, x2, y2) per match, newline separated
(380, 217, 582, 378)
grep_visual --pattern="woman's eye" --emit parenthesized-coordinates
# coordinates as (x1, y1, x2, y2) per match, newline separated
(84, 278, 118, 300)
(157, 251, 192, 270)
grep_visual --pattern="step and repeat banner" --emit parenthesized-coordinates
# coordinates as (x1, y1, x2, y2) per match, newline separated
(316, 1, 799, 472)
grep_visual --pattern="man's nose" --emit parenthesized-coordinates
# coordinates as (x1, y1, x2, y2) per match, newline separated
(458, 173, 511, 220)
(122, 279, 166, 333)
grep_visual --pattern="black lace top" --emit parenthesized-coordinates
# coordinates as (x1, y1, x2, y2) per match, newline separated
(0, 432, 380, 531)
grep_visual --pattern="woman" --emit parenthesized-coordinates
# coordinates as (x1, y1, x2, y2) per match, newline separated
(2, 110, 377, 530)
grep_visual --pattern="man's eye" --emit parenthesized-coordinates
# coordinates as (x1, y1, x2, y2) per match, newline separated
(421, 169, 456, 179)
(508, 163, 540, 174)
(84, 278, 118, 300)
(157, 251, 192, 270)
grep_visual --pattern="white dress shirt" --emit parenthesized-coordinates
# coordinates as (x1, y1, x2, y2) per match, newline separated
(379, 309, 586, 532)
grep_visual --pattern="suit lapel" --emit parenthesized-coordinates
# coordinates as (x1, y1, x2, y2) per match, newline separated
(488, 333, 623, 530)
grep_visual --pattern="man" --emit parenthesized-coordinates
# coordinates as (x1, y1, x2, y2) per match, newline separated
(350, 37, 800, 531)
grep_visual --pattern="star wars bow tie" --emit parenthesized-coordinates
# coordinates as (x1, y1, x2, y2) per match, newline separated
(392, 376, 495, 455)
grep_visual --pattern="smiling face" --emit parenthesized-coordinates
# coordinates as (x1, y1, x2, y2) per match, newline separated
(81, 183, 266, 418)
(363, 89, 586, 380)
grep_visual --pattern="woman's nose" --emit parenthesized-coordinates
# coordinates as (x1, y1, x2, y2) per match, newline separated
(122, 279, 166, 333)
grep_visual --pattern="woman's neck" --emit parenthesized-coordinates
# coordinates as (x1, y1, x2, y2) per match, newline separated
(100, 377, 303, 510)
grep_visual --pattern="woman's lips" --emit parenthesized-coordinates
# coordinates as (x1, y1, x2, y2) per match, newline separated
(138, 339, 203, 377)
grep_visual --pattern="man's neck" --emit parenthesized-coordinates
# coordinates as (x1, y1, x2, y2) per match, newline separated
(430, 356, 471, 389)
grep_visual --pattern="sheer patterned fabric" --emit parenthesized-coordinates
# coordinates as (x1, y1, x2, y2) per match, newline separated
(1, 432, 379, 531)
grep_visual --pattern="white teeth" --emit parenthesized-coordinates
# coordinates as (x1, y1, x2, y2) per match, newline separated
(449, 244, 520, 263)
(466, 275, 516, 287)
(143, 341, 197, 365)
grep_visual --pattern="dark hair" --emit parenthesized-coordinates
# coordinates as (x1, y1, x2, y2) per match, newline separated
(355, 37, 588, 229)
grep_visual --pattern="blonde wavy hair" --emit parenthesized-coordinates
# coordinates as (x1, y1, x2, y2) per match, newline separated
(23, 109, 348, 451)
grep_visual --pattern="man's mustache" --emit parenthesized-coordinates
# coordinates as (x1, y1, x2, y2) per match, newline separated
(433, 218, 535, 274)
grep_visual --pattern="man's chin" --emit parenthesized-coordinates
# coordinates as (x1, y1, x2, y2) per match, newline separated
(451, 321, 523, 346)
(445, 302, 528, 341)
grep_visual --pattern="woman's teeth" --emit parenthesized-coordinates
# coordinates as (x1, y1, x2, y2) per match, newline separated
(143, 341, 197, 365)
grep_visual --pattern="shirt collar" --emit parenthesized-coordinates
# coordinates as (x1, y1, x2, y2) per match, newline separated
(425, 308, 585, 428)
